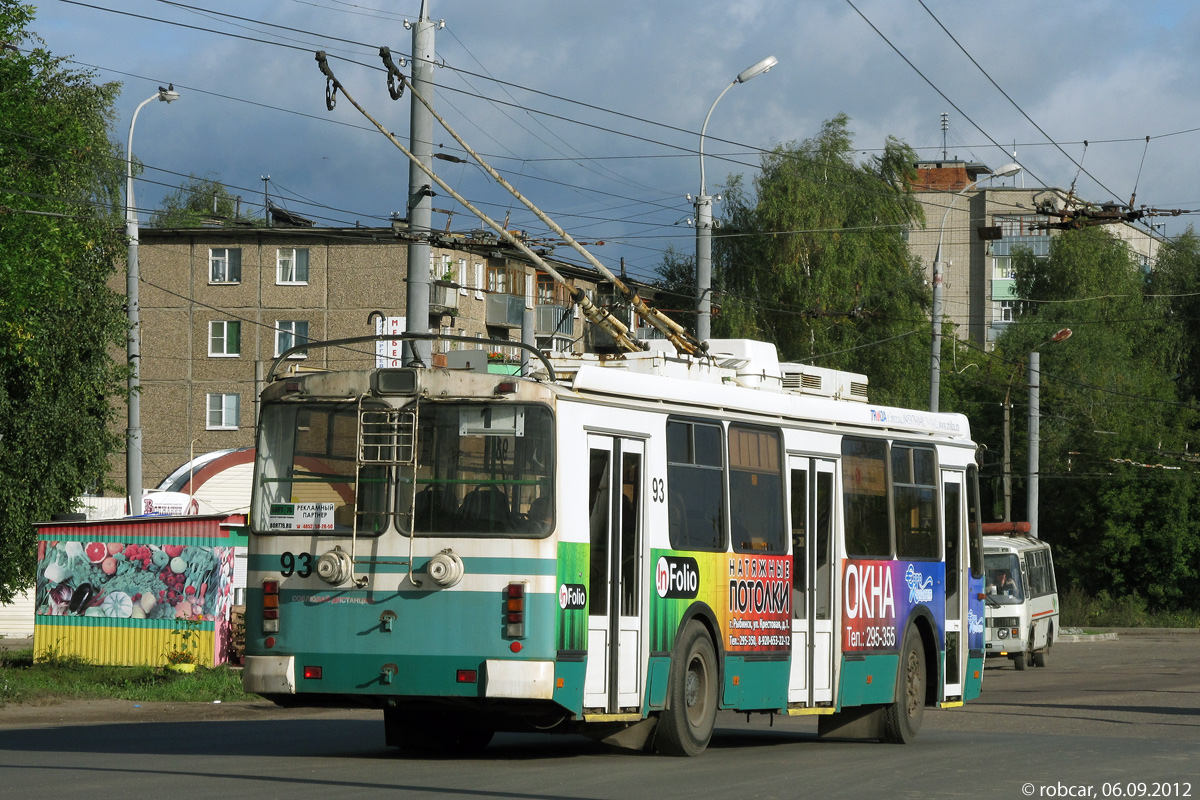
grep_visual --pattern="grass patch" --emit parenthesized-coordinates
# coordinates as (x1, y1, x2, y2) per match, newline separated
(1060, 587, 1200, 629)
(0, 647, 257, 707)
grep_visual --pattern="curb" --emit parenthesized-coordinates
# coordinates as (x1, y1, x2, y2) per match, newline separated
(1057, 632, 1119, 643)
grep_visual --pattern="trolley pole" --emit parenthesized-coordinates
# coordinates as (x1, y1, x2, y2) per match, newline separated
(403, 0, 438, 367)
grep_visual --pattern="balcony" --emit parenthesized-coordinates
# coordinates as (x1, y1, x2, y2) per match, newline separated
(636, 326, 666, 340)
(429, 280, 458, 315)
(536, 304, 572, 335)
(486, 293, 524, 328)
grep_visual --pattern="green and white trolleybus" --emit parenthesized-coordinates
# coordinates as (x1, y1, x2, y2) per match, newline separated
(242, 334, 986, 755)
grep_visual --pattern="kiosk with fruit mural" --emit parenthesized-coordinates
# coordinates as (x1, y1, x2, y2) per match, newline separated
(33, 515, 243, 666)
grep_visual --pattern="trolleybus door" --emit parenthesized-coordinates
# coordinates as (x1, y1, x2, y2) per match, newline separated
(787, 456, 835, 706)
(942, 469, 967, 701)
(583, 435, 644, 712)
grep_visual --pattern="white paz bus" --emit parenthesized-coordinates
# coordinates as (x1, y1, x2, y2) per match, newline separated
(983, 526, 1059, 669)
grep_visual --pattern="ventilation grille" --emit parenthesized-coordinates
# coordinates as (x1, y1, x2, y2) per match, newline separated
(779, 364, 869, 403)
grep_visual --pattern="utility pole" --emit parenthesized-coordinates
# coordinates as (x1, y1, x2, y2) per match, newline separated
(262, 176, 270, 227)
(1003, 395, 1012, 522)
(1027, 350, 1041, 538)
(403, 0, 440, 367)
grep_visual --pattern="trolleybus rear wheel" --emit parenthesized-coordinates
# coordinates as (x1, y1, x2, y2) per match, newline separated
(882, 624, 926, 744)
(655, 621, 718, 757)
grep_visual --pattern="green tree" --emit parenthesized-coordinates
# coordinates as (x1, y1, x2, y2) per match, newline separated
(991, 227, 1199, 610)
(652, 245, 696, 335)
(0, 2, 129, 602)
(1148, 228, 1200, 402)
(709, 114, 931, 406)
(150, 174, 262, 227)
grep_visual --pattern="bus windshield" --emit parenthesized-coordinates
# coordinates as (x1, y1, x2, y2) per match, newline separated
(251, 400, 553, 537)
(984, 553, 1024, 604)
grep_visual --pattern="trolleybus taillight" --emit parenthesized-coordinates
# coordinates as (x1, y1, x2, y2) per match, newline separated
(262, 578, 280, 634)
(505, 582, 525, 639)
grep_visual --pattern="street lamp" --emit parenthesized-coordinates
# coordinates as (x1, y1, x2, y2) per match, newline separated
(929, 161, 1022, 412)
(126, 85, 179, 515)
(695, 55, 777, 342)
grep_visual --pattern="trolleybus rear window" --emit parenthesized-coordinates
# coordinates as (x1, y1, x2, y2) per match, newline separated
(252, 401, 553, 537)
(404, 403, 553, 537)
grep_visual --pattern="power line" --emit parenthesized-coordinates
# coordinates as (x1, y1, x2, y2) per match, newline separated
(914, 0, 1126, 203)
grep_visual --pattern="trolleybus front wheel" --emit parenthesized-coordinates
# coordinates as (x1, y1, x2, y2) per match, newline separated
(655, 621, 718, 757)
(882, 624, 926, 744)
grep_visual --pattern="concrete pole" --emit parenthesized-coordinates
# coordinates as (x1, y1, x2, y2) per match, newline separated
(125, 87, 177, 515)
(1003, 395, 1012, 522)
(929, 255, 946, 412)
(1027, 350, 1040, 538)
(694, 193, 714, 341)
(521, 273, 535, 373)
(404, 0, 436, 367)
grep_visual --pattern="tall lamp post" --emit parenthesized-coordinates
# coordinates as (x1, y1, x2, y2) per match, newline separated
(695, 55, 777, 343)
(126, 85, 179, 515)
(929, 161, 1022, 412)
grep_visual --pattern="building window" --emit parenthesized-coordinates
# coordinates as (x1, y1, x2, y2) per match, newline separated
(536, 272, 570, 305)
(487, 264, 523, 295)
(993, 255, 1015, 280)
(998, 300, 1017, 322)
(208, 320, 241, 357)
(275, 320, 310, 358)
(206, 393, 240, 430)
(209, 248, 242, 283)
(276, 248, 309, 284)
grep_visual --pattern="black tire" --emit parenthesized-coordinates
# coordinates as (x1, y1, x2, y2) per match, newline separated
(882, 624, 926, 744)
(1013, 644, 1028, 671)
(655, 621, 719, 757)
(1032, 627, 1052, 668)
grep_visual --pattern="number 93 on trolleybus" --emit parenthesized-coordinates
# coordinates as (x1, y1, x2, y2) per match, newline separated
(242, 334, 986, 756)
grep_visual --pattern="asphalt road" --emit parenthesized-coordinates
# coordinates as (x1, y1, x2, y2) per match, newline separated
(1, 633, 1197, 799)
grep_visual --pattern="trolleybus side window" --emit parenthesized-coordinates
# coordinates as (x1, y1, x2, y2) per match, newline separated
(619, 451, 641, 615)
(944, 480, 961, 611)
(729, 425, 785, 554)
(892, 444, 940, 560)
(790, 466, 808, 616)
(814, 470, 833, 619)
(968, 464, 984, 578)
(666, 418, 726, 551)
(588, 449, 611, 616)
(841, 437, 890, 558)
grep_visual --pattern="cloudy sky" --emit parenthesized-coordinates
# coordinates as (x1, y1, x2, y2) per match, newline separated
(30, 0, 1200, 283)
